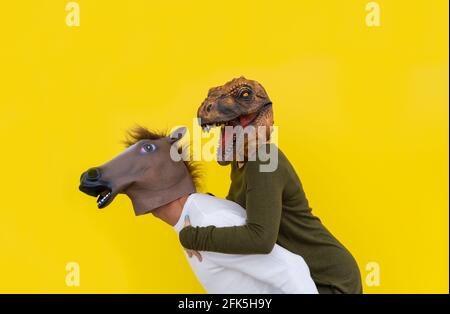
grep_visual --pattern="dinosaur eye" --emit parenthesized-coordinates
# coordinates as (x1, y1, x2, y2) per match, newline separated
(238, 88, 252, 100)
(141, 143, 157, 153)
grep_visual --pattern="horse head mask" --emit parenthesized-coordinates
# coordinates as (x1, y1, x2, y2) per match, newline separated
(79, 127, 196, 216)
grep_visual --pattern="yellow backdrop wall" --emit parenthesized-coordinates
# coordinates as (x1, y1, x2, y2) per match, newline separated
(0, 0, 448, 293)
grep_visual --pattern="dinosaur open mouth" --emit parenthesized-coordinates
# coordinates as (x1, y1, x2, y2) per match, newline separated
(200, 103, 271, 163)
(200, 103, 271, 132)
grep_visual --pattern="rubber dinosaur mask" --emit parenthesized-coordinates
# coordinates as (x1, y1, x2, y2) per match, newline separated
(197, 77, 274, 165)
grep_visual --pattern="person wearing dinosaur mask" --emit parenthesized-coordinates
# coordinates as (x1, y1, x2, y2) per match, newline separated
(179, 77, 362, 294)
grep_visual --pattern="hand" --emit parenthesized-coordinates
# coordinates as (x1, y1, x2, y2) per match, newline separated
(183, 215, 202, 262)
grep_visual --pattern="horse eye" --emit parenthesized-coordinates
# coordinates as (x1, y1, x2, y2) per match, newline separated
(141, 143, 157, 153)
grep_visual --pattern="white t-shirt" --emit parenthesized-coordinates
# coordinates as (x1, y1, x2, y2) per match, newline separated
(173, 193, 318, 294)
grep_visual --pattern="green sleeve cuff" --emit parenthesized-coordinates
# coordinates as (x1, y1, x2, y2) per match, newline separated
(179, 225, 194, 249)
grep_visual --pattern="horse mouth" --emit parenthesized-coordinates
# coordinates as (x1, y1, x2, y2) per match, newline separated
(79, 182, 116, 209)
(96, 189, 114, 209)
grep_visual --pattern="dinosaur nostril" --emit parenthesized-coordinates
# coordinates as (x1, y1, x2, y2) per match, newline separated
(206, 104, 212, 112)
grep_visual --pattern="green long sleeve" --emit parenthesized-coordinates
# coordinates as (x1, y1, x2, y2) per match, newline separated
(180, 144, 362, 293)
(179, 158, 286, 254)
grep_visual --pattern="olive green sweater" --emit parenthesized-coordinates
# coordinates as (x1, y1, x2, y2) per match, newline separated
(180, 144, 362, 293)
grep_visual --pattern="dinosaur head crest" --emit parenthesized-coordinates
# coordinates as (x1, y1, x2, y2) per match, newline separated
(197, 77, 274, 165)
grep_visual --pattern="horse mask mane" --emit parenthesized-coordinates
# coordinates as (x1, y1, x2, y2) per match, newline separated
(79, 127, 197, 216)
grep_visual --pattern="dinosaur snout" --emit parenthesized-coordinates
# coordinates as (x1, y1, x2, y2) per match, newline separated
(198, 99, 216, 123)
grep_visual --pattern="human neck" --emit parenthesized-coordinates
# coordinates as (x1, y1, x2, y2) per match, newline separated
(151, 194, 190, 226)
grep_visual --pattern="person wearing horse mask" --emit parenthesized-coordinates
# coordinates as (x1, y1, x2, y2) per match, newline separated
(180, 77, 363, 294)
(79, 126, 318, 293)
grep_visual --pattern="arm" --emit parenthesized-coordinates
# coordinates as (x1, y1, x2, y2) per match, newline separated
(181, 209, 317, 293)
(179, 161, 285, 254)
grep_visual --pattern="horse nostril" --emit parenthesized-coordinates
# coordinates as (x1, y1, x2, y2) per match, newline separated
(86, 168, 101, 181)
(206, 104, 212, 112)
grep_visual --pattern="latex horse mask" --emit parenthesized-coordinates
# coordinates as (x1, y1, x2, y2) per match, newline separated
(197, 77, 274, 165)
(79, 127, 196, 216)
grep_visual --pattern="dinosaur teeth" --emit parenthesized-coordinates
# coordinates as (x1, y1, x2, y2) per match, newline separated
(202, 122, 237, 133)
(202, 124, 214, 133)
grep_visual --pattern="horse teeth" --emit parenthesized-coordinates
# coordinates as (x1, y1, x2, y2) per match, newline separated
(97, 192, 111, 206)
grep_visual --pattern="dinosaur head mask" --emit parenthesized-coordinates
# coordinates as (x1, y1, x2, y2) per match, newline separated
(197, 76, 274, 165)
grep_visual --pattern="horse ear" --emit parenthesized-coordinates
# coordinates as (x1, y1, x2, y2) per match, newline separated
(168, 127, 187, 144)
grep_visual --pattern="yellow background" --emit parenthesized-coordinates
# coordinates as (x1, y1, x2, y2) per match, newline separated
(0, 0, 448, 293)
